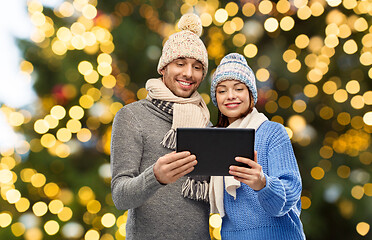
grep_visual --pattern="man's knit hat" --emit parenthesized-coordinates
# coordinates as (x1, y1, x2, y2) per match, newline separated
(157, 13, 208, 77)
(210, 53, 257, 106)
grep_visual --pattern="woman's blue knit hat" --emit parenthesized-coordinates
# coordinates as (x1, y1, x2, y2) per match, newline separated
(210, 53, 257, 106)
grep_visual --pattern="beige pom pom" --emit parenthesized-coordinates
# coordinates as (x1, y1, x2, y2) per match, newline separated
(177, 13, 203, 37)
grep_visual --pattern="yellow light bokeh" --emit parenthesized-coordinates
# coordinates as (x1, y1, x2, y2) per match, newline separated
(84, 70, 99, 84)
(97, 62, 112, 76)
(79, 95, 95, 109)
(295, 34, 310, 49)
(225, 2, 239, 16)
(49, 199, 64, 214)
(102, 213, 116, 228)
(40, 133, 57, 148)
(363, 91, 372, 105)
(242, 2, 255, 17)
(277, 0, 290, 13)
(58, 207, 73, 222)
(136, 88, 148, 100)
(311, 167, 325, 180)
(51, 105, 66, 120)
(319, 106, 334, 120)
(11, 222, 25, 237)
(283, 49, 297, 63)
(44, 182, 60, 198)
(243, 44, 258, 58)
(31, 173, 46, 188)
(44, 220, 60, 235)
(215, 9, 228, 23)
(69, 106, 85, 119)
(304, 84, 318, 98)
(351, 185, 364, 200)
(44, 115, 59, 129)
(287, 59, 301, 73)
(301, 196, 311, 209)
(78, 61, 93, 75)
(0, 212, 12, 228)
(56, 128, 72, 143)
(363, 112, 372, 126)
(343, 39, 358, 54)
(209, 214, 222, 228)
(87, 200, 101, 214)
(256, 68, 270, 82)
(32, 201, 48, 217)
(258, 0, 273, 15)
(311, 2, 324, 17)
(280, 16, 295, 31)
(264, 17, 279, 32)
(82, 4, 97, 20)
(356, 222, 370, 236)
(34, 119, 49, 134)
(6, 189, 21, 204)
(319, 146, 333, 159)
(297, 6, 312, 20)
(323, 80, 338, 94)
(77, 128, 92, 142)
(337, 165, 350, 178)
(85, 229, 100, 240)
(200, 13, 213, 27)
(333, 89, 348, 103)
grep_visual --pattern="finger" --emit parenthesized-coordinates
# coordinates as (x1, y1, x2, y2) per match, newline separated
(229, 170, 252, 181)
(170, 159, 197, 177)
(167, 155, 197, 172)
(162, 151, 191, 164)
(229, 165, 255, 175)
(235, 157, 257, 168)
(254, 151, 258, 163)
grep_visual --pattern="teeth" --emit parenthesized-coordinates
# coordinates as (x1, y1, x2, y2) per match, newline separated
(178, 81, 191, 86)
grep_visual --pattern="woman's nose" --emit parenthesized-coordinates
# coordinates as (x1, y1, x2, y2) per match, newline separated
(227, 90, 235, 99)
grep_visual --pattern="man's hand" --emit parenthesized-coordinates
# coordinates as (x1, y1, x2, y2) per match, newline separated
(153, 151, 197, 184)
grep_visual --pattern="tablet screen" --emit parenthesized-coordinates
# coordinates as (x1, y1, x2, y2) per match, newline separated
(176, 128, 255, 176)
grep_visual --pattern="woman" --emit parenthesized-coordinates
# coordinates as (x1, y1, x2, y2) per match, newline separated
(209, 53, 306, 239)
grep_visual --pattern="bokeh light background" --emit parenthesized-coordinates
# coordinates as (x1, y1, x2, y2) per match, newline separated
(0, 0, 371, 239)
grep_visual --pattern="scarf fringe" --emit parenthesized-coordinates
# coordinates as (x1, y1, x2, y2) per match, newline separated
(182, 177, 209, 202)
(161, 129, 177, 150)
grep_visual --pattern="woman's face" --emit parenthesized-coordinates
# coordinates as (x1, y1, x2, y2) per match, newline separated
(216, 80, 251, 124)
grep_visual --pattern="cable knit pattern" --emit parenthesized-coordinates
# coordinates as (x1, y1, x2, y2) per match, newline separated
(221, 121, 306, 240)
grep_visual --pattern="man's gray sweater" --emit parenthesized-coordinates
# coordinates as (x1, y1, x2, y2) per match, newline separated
(110, 99, 210, 239)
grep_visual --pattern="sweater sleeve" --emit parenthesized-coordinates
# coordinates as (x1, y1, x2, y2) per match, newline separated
(256, 124, 302, 217)
(110, 106, 163, 210)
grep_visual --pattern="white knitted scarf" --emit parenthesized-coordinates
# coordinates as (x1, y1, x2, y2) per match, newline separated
(209, 108, 268, 217)
(145, 78, 210, 149)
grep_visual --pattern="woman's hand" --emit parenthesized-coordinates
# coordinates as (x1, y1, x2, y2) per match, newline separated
(229, 151, 266, 191)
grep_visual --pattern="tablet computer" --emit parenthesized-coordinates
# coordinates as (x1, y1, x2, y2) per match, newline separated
(176, 128, 255, 176)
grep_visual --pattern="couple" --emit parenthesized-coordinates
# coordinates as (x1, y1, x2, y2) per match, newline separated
(110, 14, 305, 240)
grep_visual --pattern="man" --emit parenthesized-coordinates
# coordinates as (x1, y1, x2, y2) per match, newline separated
(110, 14, 211, 239)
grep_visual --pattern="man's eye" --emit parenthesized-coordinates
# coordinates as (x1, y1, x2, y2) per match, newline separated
(194, 65, 202, 70)
(177, 63, 184, 66)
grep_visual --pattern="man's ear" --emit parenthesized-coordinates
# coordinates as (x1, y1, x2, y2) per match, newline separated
(160, 67, 165, 76)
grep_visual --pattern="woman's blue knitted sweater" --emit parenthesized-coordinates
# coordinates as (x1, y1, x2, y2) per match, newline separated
(221, 120, 306, 239)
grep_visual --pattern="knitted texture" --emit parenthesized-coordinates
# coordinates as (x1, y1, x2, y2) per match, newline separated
(110, 99, 210, 239)
(221, 121, 306, 240)
(157, 13, 208, 76)
(210, 53, 257, 106)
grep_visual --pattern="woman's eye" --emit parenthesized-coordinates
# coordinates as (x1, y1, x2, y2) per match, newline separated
(217, 90, 226, 94)
(194, 66, 202, 70)
(236, 88, 244, 91)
